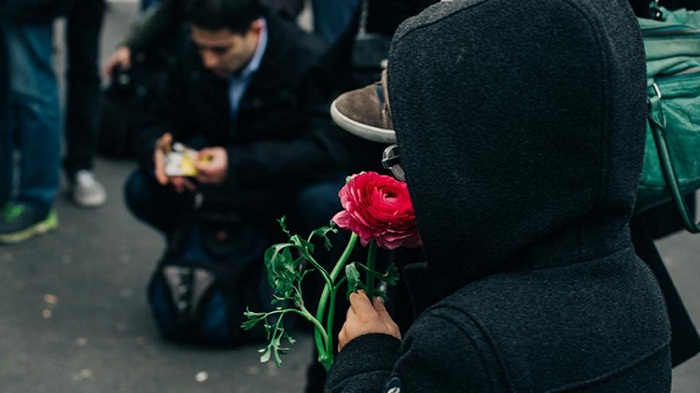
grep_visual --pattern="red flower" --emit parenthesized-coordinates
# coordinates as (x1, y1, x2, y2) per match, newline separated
(332, 172, 422, 250)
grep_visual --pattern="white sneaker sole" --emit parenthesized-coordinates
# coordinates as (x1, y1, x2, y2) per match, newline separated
(330, 98, 397, 144)
(72, 192, 107, 208)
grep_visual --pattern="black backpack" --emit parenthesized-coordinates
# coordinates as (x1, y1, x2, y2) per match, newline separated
(147, 210, 274, 346)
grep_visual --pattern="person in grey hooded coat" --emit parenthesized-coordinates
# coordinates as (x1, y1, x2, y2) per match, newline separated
(325, 0, 672, 391)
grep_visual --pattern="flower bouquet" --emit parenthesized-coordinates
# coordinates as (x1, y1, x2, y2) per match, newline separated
(242, 172, 422, 371)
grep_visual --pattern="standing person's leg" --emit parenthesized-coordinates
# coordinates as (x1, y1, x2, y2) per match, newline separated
(141, 0, 160, 12)
(64, 0, 108, 207)
(312, 0, 361, 45)
(0, 18, 60, 243)
(630, 215, 700, 367)
(0, 18, 13, 208)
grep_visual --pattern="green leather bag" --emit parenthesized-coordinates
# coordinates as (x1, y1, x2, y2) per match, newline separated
(636, 7, 700, 233)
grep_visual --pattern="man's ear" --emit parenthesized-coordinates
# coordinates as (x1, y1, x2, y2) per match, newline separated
(248, 19, 264, 36)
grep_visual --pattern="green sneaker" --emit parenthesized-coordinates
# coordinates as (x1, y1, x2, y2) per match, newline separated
(0, 203, 58, 244)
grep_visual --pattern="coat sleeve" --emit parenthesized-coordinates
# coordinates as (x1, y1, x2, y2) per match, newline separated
(123, 0, 185, 53)
(326, 311, 498, 393)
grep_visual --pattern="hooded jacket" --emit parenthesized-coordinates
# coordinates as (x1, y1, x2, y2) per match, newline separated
(326, 0, 672, 391)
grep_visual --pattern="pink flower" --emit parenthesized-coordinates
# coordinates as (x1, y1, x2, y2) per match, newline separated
(332, 172, 422, 250)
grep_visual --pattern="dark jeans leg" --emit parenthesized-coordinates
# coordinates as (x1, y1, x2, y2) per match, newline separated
(140, 0, 160, 12)
(63, 0, 106, 176)
(124, 169, 196, 235)
(312, 0, 361, 45)
(0, 17, 11, 206)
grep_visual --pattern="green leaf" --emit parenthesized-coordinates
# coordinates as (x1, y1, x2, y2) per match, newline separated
(345, 263, 361, 296)
(289, 234, 314, 254)
(264, 243, 304, 299)
(243, 312, 266, 330)
(277, 216, 291, 238)
(381, 263, 400, 286)
(308, 223, 338, 250)
(249, 312, 297, 367)
(259, 347, 271, 363)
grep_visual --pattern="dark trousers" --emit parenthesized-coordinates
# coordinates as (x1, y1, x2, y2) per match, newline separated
(631, 208, 700, 367)
(124, 169, 203, 235)
(124, 168, 343, 237)
(63, 0, 106, 176)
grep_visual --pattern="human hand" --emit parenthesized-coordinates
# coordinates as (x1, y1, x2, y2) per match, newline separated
(153, 133, 196, 193)
(104, 46, 132, 78)
(195, 147, 228, 184)
(337, 290, 401, 352)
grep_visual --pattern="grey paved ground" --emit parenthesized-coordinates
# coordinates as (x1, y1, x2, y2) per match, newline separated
(0, 2, 698, 392)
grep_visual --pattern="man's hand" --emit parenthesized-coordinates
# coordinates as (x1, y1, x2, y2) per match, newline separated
(104, 45, 132, 77)
(337, 290, 401, 352)
(153, 133, 196, 193)
(195, 147, 228, 184)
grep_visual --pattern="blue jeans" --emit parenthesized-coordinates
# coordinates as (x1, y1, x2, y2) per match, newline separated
(0, 18, 61, 213)
(312, 0, 361, 45)
(0, 22, 9, 206)
(140, 0, 160, 12)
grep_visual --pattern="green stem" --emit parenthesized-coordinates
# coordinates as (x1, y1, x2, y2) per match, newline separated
(291, 308, 328, 345)
(330, 233, 359, 285)
(299, 248, 332, 289)
(366, 239, 377, 298)
(334, 276, 348, 291)
(325, 287, 338, 356)
(313, 232, 358, 370)
(257, 308, 329, 345)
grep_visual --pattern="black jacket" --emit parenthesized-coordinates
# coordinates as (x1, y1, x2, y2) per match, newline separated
(133, 11, 346, 221)
(326, 0, 672, 391)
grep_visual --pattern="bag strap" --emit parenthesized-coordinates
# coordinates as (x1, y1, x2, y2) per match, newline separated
(647, 83, 700, 233)
(357, 0, 370, 37)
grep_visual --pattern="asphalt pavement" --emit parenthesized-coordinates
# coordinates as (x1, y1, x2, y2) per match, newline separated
(0, 2, 698, 392)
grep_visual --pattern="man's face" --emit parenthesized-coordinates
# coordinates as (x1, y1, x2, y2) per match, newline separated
(190, 21, 262, 79)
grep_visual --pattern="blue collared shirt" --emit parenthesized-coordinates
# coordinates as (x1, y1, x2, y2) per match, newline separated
(228, 18, 268, 120)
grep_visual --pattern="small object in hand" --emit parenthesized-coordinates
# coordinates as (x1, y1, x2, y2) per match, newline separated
(164, 143, 199, 177)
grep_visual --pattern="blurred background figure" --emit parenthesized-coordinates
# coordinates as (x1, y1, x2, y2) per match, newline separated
(63, 0, 109, 208)
(312, 0, 361, 45)
(141, 0, 160, 12)
(0, 0, 69, 244)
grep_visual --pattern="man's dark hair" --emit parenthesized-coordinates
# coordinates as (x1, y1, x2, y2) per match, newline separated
(185, 0, 263, 34)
